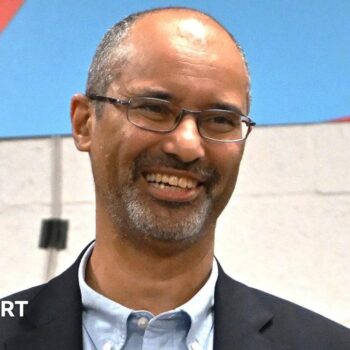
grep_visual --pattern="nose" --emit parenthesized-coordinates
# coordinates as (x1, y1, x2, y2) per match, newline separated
(161, 115, 205, 163)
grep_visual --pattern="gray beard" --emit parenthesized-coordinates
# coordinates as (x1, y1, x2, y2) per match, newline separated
(105, 184, 212, 242)
(102, 152, 219, 242)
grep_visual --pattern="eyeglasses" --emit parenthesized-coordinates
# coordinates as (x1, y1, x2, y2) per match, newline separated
(87, 94, 256, 143)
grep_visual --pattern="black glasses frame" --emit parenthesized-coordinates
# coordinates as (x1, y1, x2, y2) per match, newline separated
(87, 93, 256, 143)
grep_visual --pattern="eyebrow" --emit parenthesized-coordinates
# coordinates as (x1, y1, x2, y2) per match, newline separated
(210, 102, 245, 116)
(132, 88, 174, 100)
(131, 88, 245, 115)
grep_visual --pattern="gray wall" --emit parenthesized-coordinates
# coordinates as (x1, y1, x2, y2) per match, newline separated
(0, 122, 349, 327)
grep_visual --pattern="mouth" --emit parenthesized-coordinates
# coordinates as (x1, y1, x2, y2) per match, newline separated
(142, 170, 204, 202)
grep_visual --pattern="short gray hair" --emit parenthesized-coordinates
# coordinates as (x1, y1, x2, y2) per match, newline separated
(85, 7, 251, 114)
(85, 12, 140, 97)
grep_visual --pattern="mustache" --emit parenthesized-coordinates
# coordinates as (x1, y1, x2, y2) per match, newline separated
(131, 152, 220, 191)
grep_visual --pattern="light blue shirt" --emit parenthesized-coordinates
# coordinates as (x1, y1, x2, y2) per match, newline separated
(78, 243, 218, 350)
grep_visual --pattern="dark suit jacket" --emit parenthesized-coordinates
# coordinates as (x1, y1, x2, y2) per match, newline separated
(1, 249, 350, 350)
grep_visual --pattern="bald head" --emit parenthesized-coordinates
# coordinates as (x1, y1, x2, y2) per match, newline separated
(86, 7, 250, 108)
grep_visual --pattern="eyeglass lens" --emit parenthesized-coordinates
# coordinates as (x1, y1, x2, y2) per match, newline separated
(127, 97, 249, 141)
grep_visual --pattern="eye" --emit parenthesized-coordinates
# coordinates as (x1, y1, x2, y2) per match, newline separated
(202, 113, 241, 133)
(211, 116, 235, 126)
(141, 103, 167, 114)
(129, 98, 175, 123)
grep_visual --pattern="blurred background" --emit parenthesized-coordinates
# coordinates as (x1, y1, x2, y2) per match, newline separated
(0, 0, 349, 327)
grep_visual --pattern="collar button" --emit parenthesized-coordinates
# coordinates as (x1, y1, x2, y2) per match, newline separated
(103, 340, 114, 350)
(137, 316, 149, 329)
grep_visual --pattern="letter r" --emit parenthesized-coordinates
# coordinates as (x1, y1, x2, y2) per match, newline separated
(1, 301, 14, 317)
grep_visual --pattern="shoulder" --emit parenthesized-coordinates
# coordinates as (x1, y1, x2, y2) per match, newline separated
(0, 283, 46, 341)
(1, 284, 45, 303)
(252, 285, 350, 342)
(215, 266, 350, 349)
(0, 244, 88, 346)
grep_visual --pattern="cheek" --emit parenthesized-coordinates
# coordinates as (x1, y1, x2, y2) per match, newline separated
(107, 126, 161, 181)
(210, 144, 244, 197)
(212, 143, 243, 176)
(89, 122, 125, 184)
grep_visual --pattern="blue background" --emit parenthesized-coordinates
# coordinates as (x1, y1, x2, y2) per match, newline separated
(1, 0, 349, 137)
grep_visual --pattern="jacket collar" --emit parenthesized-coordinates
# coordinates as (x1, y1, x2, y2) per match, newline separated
(214, 263, 290, 350)
(5, 248, 289, 350)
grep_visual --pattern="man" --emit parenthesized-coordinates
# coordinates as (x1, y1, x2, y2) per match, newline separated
(1, 6, 349, 350)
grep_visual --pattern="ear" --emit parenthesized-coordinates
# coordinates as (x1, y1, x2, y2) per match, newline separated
(70, 94, 93, 152)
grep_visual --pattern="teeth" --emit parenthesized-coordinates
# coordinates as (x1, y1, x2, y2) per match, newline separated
(146, 173, 198, 189)
(169, 176, 178, 186)
(162, 174, 169, 183)
(178, 177, 187, 189)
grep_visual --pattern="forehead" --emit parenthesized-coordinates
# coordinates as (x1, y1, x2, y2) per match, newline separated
(130, 11, 241, 59)
(110, 10, 249, 110)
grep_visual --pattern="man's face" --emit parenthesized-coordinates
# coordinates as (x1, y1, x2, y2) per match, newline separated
(88, 14, 249, 243)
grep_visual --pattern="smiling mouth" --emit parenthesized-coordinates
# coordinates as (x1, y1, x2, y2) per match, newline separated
(145, 172, 200, 191)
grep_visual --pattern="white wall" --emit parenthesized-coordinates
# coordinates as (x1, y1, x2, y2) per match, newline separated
(0, 122, 349, 327)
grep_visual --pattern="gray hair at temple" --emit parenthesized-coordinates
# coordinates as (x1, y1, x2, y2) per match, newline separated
(85, 7, 251, 114)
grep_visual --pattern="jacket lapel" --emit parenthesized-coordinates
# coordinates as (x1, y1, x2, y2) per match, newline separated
(214, 264, 290, 350)
(4, 251, 85, 350)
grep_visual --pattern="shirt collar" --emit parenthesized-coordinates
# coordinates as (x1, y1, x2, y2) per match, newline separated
(178, 256, 218, 348)
(79, 243, 132, 349)
(78, 242, 218, 349)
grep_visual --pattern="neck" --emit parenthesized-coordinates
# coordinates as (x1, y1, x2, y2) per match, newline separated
(86, 210, 215, 315)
